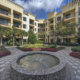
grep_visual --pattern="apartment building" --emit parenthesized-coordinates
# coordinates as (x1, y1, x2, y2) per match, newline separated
(23, 13, 38, 40)
(38, 19, 45, 42)
(0, 0, 23, 29)
(44, 1, 80, 44)
(0, 0, 80, 44)
(0, 0, 38, 44)
(23, 13, 29, 42)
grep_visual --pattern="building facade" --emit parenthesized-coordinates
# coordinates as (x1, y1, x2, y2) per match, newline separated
(38, 19, 45, 42)
(0, 0, 23, 29)
(44, 1, 80, 44)
(0, 0, 80, 44)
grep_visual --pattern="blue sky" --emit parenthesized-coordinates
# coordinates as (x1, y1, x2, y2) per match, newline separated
(12, 0, 72, 19)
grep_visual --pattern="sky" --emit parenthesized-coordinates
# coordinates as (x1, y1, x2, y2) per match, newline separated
(12, 0, 72, 19)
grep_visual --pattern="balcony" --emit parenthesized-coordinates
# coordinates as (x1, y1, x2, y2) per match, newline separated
(0, 8, 11, 19)
(13, 11, 22, 22)
(64, 14, 75, 22)
(29, 19, 34, 27)
(13, 21, 22, 29)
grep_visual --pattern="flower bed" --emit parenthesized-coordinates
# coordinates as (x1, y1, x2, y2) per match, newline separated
(0, 46, 11, 57)
(0, 50, 11, 57)
(41, 48, 57, 52)
(70, 46, 80, 59)
(70, 52, 80, 59)
(19, 48, 57, 52)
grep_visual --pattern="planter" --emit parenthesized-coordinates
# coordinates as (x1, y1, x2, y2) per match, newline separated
(0, 50, 11, 57)
(70, 52, 80, 59)
(20, 48, 57, 52)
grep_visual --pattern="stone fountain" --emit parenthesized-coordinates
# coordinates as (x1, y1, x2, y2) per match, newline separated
(10, 51, 66, 80)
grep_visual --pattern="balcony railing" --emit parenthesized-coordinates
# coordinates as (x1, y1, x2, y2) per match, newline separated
(64, 14, 75, 20)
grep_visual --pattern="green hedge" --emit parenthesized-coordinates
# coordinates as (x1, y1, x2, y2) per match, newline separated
(24, 44, 45, 48)
(71, 46, 80, 52)
(48, 45, 56, 48)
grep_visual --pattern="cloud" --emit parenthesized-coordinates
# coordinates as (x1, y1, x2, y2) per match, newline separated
(13, 0, 64, 12)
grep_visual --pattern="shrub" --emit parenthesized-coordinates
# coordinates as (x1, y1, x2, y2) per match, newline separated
(28, 30, 37, 44)
(71, 46, 80, 52)
(24, 44, 44, 48)
(36, 40, 43, 44)
(57, 47, 65, 51)
(48, 45, 56, 48)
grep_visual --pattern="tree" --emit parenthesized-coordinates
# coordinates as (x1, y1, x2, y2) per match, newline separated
(17, 29, 28, 45)
(28, 30, 37, 44)
(54, 22, 76, 44)
(54, 21, 64, 44)
(0, 26, 11, 46)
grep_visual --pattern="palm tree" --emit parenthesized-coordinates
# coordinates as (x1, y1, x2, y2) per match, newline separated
(0, 26, 10, 46)
(16, 29, 28, 46)
(10, 26, 18, 46)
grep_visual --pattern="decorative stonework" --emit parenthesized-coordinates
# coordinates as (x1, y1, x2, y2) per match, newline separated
(10, 51, 66, 80)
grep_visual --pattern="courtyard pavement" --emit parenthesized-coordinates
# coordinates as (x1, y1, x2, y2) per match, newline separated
(0, 47, 80, 80)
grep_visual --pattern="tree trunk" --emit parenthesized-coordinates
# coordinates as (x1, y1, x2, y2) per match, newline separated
(22, 37, 23, 46)
(0, 37, 3, 46)
(13, 37, 15, 46)
(0, 35, 3, 46)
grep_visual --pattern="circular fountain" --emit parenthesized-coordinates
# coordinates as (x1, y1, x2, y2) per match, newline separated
(10, 51, 66, 80)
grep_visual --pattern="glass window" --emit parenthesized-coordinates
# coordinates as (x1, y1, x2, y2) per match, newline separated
(23, 24, 27, 29)
(13, 21, 20, 28)
(0, 8, 8, 15)
(35, 28, 37, 31)
(35, 22, 37, 26)
(0, 18, 8, 25)
(23, 17, 27, 21)
(65, 14, 71, 18)
(57, 16, 61, 21)
(78, 18, 80, 24)
(14, 14, 20, 19)
(78, 28, 80, 33)
(78, 8, 80, 15)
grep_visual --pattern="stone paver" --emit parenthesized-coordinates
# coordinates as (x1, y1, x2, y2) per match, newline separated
(0, 47, 80, 80)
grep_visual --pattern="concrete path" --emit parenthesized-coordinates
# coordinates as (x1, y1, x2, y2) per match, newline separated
(0, 47, 80, 80)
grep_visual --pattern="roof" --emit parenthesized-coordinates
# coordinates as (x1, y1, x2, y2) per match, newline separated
(8, 0, 24, 8)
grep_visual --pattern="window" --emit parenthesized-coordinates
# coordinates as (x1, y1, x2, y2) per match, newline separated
(14, 14, 20, 19)
(78, 18, 80, 24)
(50, 27, 53, 30)
(0, 8, 8, 15)
(78, 28, 80, 33)
(0, 18, 8, 25)
(23, 24, 27, 29)
(78, 8, 80, 15)
(35, 22, 37, 26)
(65, 14, 71, 19)
(35, 28, 37, 31)
(23, 17, 27, 21)
(13, 21, 20, 28)
(57, 16, 61, 21)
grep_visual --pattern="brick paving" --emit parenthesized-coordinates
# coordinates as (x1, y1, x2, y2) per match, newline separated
(0, 47, 80, 80)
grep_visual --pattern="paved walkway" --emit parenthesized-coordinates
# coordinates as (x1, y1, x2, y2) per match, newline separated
(0, 47, 80, 80)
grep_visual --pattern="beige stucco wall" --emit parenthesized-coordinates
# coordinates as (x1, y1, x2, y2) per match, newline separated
(0, 0, 23, 29)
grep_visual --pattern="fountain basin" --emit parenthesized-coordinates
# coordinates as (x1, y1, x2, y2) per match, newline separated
(10, 51, 66, 80)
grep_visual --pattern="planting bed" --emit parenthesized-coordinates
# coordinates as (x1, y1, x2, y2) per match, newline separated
(70, 46, 80, 59)
(0, 46, 11, 57)
(19, 48, 58, 52)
